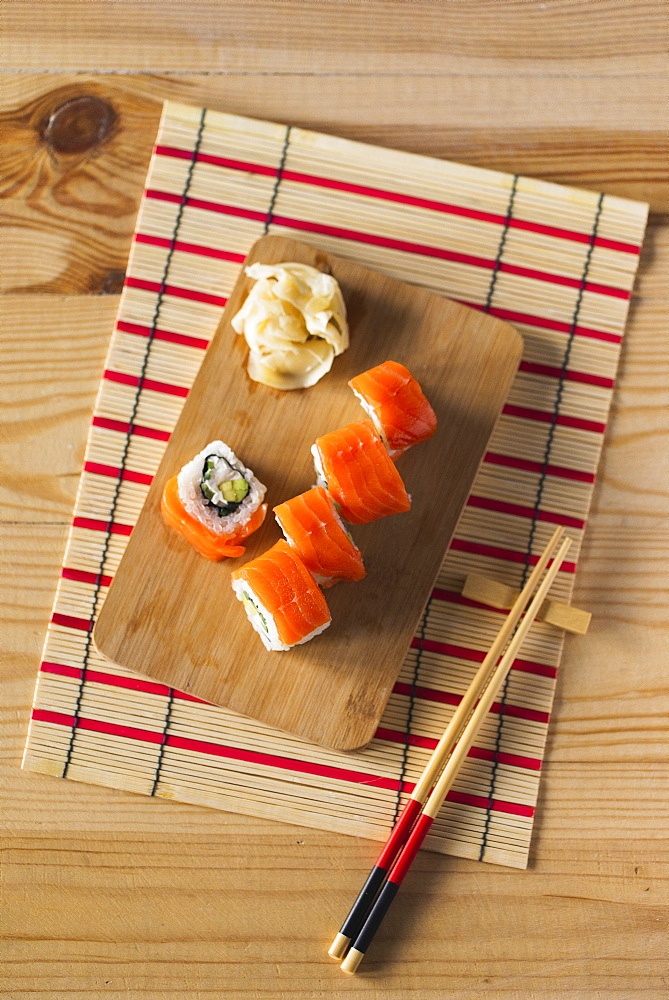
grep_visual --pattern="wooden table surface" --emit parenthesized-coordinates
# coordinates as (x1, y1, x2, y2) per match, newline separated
(1, 3, 667, 997)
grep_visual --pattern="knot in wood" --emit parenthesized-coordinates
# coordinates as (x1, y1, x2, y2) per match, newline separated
(100, 270, 126, 295)
(43, 96, 115, 154)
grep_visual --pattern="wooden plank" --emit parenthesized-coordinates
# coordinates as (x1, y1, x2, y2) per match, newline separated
(94, 235, 521, 750)
(3, 0, 666, 75)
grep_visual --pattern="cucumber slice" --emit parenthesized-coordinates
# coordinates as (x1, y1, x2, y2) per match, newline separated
(221, 478, 249, 503)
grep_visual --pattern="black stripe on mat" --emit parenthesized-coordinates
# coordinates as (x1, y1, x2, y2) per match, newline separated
(484, 175, 518, 313)
(149, 689, 176, 796)
(60, 107, 208, 780)
(264, 125, 292, 234)
(477, 191, 606, 861)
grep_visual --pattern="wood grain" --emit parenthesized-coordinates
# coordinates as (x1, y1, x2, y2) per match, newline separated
(2, 1, 667, 996)
(94, 235, 521, 749)
(3, 0, 667, 74)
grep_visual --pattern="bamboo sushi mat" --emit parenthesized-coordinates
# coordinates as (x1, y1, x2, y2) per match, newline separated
(22, 100, 649, 870)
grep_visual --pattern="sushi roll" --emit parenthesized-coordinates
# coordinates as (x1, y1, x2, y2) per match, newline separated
(231, 539, 331, 651)
(311, 419, 411, 525)
(348, 360, 437, 458)
(273, 486, 366, 588)
(161, 441, 267, 560)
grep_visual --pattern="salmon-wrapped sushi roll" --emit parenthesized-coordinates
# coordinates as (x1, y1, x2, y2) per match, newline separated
(274, 487, 365, 588)
(348, 360, 437, 458)
(161, 441, 267, 560)
(311, 419, 411, 525)
(231, 539, 331, 651)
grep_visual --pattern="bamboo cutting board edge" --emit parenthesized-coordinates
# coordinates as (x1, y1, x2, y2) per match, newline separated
(93, 235, 522, 750)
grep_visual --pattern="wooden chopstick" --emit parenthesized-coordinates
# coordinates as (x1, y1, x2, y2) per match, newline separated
(339, 534, 572, 974)
(328, 526, 565, 962)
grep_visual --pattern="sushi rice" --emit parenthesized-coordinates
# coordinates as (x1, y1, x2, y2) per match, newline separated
(177, 441, 266, 537)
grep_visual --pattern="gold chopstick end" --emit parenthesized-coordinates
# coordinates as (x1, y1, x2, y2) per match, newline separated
(328, 933, 350, 960)
(340, 947, 365, 974)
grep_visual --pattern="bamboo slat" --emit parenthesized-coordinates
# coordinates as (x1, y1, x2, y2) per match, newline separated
(22, 100, 648, 869)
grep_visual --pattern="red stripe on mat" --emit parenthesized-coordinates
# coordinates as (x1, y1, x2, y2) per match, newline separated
(394, 680, 551, 724)
(484, 451, 595, 484)
(145, 188, 265, 219)
(499, 262, 629, 298)
(502, 403, 606, 434)
(31, 706, 534, 816)
(449, 538, 577, 573)
(84, 461, 153, 486)
(483, 305, 622, 344)
(154, 145, 279, 177)
(518, 360, 615, 388)
(31, 709, 164, 744)
(166, 733, 405, 790)
(446, 790, 534, 818)
(116, 318, 209, 351)
(467, 494, 586, 530)
(508, 216, 638, 256)
(92, 416, 171, 441)
(135, 232, 246, 265)
(72, 516, 133, 536)
(153, 144, 640, 255)
(40, 662, 171, 697)
(406, 641, 557, 680)
(41, 661, 81, 678)
(374, 727, 542, 771)
(50, 613, 92, 632)
(103, 369, 189, 398)
(62, 567, 113, 588)
(39, 663, 209, 709)
(125, 274, 228, 308)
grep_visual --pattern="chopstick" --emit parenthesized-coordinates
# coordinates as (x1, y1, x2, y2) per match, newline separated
(339, 533, 572, 974)
(328, 526, 565, 962)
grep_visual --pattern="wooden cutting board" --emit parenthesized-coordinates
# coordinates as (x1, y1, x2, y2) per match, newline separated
(94, 235, 521, 750)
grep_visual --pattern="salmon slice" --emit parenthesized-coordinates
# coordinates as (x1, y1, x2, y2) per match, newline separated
(231, 539, 331, 650)
(274, 486, 366, 588)
(348, 359, 437, 458)
(312, 419, 411, 525)
(161, 476, 266, 560)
